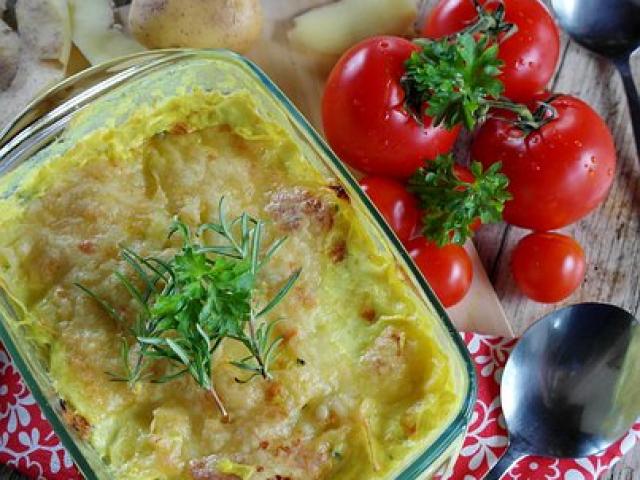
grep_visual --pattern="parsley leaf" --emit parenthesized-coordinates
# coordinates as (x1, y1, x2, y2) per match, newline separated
(408, 154, 512, 246)
(402, 33, 504, 130)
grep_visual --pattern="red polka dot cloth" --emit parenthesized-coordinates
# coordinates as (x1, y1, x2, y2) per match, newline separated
(1, 334, 638, 479)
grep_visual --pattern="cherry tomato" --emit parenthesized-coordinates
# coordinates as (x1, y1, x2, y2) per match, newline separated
(323, 36, 460, 179)
(422, 0, 560, 101)
(472, 94, 616, 231)
(360, 176, 420, 243)
(406, 237, 473, 307)
(511, 232, 586, 303)
(453, 164, 475, 184)
(469, 217, 482, 232)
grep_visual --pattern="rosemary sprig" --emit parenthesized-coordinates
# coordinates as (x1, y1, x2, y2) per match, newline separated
(408, 154, 512, 246)
(76, 198, 301, 421)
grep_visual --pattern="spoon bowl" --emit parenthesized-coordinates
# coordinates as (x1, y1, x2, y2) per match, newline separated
(551, 0, 640, 57)
(485, 303, 640, 479)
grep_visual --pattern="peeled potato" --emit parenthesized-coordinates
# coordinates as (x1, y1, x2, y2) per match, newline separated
(15, 0, 72, 65)
(69, 0, 144, 65)
(289, 0, 418, 56)
(0, 19, 20, 91)
(129, 0, 262, 53)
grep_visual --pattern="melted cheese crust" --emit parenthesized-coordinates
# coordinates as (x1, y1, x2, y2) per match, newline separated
(0, 92, 460, 480)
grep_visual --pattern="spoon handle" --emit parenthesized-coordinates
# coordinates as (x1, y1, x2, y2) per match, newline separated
(614, 55, 640, 164)
(483, 442, 526, 480)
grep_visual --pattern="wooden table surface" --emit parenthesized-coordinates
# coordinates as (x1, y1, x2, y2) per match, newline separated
(2, 0, 639, 478)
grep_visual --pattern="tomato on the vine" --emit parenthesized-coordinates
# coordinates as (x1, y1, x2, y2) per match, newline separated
(359, 176, 420, 243)
(511, 232, 586, 303)
(406, 237, 473, 307)
(322, 36, 460, 178)
(472, 94, 616, 231)
(422, 0, 560, 101)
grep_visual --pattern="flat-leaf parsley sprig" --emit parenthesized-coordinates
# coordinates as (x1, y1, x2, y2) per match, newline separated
(76, 198, 301, 421)
(408, 154, 512, 246)
(402, 25, 558, 133)
(402, 33, 505, 130)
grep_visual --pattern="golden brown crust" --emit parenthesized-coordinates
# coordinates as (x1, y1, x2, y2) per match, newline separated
(329, 240, 347, 263)
(266, 188, 335, 233)
(59, 400, 91, 440)
(169, 122, 190, 135)
(328, 185, 349, 202)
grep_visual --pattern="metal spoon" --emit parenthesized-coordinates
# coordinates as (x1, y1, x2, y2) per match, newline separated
(485, 303, 640, 479)
(550, 0, 640, 161)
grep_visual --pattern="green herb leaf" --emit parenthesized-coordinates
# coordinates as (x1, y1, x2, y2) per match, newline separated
(165, 338, 191, 366)
(74, 283, 126, 324)
(256, 269, 302, 318)
(402, 33, 504, 130)
(408, 154, 512, 246)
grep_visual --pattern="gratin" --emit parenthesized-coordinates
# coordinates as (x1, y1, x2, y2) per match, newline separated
(0, 69, 465, 480)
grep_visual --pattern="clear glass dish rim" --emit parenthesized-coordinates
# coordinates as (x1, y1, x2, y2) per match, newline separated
(0, 49, 478, 480)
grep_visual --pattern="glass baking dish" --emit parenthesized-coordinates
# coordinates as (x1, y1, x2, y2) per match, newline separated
(0, 49, 476, 480)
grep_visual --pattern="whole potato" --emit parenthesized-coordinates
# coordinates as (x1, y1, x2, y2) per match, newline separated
(129, 0, 262, 53)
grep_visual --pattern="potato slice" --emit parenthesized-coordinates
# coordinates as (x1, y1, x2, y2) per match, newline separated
(69, 0, 144, 65)
(0, 19, 20, 90)
(15, 0, 71, 66)
(289, 0, 418, 56)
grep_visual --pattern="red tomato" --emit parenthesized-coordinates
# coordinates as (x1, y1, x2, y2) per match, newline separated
(422, 0, 560, 101)
(322, 36, 460, 179)
(511, 232, 586, 303)
(472, 94, 616, 231)
(406, 237, 473, 307)
(453, 164, 475, 184)
(469, 217, 482, 232)
(359, 176, 420, 243)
